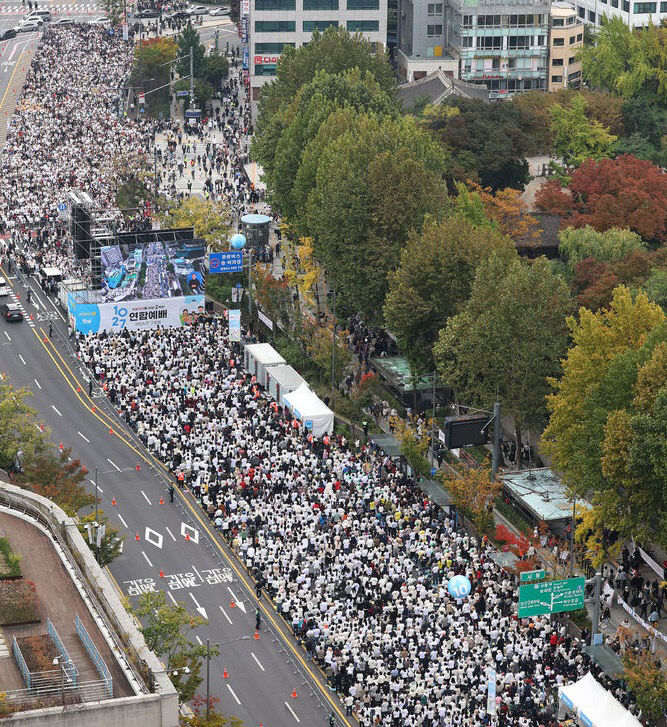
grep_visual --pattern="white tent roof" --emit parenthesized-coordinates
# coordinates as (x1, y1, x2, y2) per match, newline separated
(244, 343, 285, 366)
(283, 383, 334, 437)
(559, 672, 642, 727)
(267, 364, 305, 390)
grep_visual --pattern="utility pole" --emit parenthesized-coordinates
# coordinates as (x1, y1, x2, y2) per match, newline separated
(569, 497, 576, 578)
(189, 45, 194, 108)
(430, 371, 437, 465)
(206, 638, 211, 719)
(590, 571, 602, 647)
(247, 247, 253, 318)
(491, 401, 501, 479)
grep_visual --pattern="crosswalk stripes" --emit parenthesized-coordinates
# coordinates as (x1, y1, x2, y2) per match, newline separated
(0, 3, 99, 14)
(8, 289, 34, 327)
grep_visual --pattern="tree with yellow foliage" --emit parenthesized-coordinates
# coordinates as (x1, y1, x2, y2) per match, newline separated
(160, 197, 232, 248)
(440, 467, 501, 536)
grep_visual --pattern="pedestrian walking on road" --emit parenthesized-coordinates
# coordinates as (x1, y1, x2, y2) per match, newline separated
(255, 608, 261, 631)
(88, 378, 93, 396)
(168, 484, 174, 503)
(48, 322, 52, 338)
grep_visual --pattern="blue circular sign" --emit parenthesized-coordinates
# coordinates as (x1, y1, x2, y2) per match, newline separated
(209, 255, 220, 270)
(230, 233, 246, 250)
(447, 575, 471, 599)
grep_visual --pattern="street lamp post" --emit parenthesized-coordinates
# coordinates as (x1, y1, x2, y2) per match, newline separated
(52, 656, 72, 706)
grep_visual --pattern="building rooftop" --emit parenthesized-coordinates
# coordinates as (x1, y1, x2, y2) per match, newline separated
(397, 69, 490, 109)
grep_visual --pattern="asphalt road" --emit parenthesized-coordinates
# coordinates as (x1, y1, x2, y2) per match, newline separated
(0, 265, 354, 727)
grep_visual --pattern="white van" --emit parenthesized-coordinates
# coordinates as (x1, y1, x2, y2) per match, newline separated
(26, 9, 51, 20)
(0, 276, 8, 296)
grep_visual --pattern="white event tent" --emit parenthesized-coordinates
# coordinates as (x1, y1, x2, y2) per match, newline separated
(558, 672, 642, 727)
(283, 383, 334, 437)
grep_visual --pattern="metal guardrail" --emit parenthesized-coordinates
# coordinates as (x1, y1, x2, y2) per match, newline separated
(47, 617, 77, 684)
(12, 635, 31, 688)
(76, 613, 113, 698)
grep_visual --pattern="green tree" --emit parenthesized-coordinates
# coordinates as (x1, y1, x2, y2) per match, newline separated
(622, 649, 667, 722)
(100, 0, 123, 25)
(577, 18, 667, 103)
(550, 95, 617, 168)
(18, 448, 94, 516)
(176, 24, 207, 80)
(383, 217, 516, 377)
(0, 383, 48, 473)
(541, 287, 666, 546)
(132, 591, 216, 704)
(184, 696, 244, 727)
(130, 37, 178, 118)
(202, 50, 229, 89)
(434, 256, 572, 465)
(306, 113, 448, 320)
(77, 511, 123, 567)
(558, 226, 646, 270)
(161, 197, 232, 248)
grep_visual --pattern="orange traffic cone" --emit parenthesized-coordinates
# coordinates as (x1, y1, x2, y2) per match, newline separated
(40, 423, 44, 431)
(230, 599, 235, 608)
(109, 427, 114, 435)
(77, 385, 81, 392)
(254, 630, 259, 640)
(159, 496, 165, 505)
(135, 532, 140, 541)
(135, 464, 141, 471)
(159, 569, 165, 578)
(185, 532, 190, 541)
(223, 668, 229, 679)
(111, 497, 117, 506)
(59, 442, 63, 451)
(291, 688, 297, 699)
(91, 405, 96, 412)
(43, 336, 48, 342)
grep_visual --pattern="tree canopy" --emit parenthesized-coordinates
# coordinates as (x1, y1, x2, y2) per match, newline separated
(558, 226, 646, 270)
(541, 287, 666, 547)
(434, 256, 572, 463)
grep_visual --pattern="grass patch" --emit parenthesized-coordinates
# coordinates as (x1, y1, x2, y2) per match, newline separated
(495, 496, 533, 536)
(0, 579, 39, 626)
(0, 538, 21, 580)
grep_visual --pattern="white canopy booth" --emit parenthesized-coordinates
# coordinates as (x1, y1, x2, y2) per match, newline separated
(558, 673, 642, 727)
(283, 383, 334, 437)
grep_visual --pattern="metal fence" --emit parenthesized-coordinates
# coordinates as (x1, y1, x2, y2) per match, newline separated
(76, 613, 113, 698)
(47, 617, 77, 685)
(3, 677, 110, 709)
(12, 635, 32, 688)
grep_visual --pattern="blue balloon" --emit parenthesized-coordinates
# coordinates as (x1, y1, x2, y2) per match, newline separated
(447, 575, 471, 599)
(230, 233, 246, 250)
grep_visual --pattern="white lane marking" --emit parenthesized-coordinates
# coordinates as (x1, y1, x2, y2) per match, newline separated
(285, 702, 301, 723)
(78, 431, 90, 442)
(88, 479, 104, 494)
(141, 490, 152, 505)
(189, 592, 207, 619)
(226, 685, 241, 705)
(144, 528, 163, 549)
(251, 652, 265, 672)
(181, 522, 199, 543)
(3, 330, 10, 341)
(117, 513, 128, 528)
(165, 526, 176, 541)
(106, 458, 120, 471)
(18, 354, 26, 365)
(33, 378, 41, 389)
(51, 404, 62, 416)
(141, 550, 153, 567)
(168, 592, 178, 606)
(219, 605, 233, 625)
(195, 635, 202, 645)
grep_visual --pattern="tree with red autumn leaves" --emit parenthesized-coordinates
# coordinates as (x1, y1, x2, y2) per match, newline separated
(536, 155, 667, 243)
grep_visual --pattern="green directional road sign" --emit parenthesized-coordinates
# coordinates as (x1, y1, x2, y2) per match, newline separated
(518, 576, 585, 618)
(520, 569, 546, 583)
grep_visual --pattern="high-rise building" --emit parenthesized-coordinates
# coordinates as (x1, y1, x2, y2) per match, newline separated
(248, 0, 388, 100)
(569, 0, 666, 27)
(547, 3, 583, 91)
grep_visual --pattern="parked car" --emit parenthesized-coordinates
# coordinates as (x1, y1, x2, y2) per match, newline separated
(209, 6, 230, 15)
(0, 28, 17, 39)
(26, 9, 51, 21)
(0, 303, 23, 322)
(15, 20, 41, 32)
(88, 15, 110, 24)
(188, 5, 209, 14)
(51, 17, 75, 25)
(135, 8, 160, 17)
(0, 277, 8, 296)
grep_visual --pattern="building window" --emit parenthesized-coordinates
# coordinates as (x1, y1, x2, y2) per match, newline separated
(303, 0, 338, 7)
(577, 33, 583, 40)
(427, 2, 443, 14)
(347, 19, 379, 31)
(633, 2, 656, 10)
(427, 23, 443, 36)
(623, 0, 629, 10)
(552, 17, 564, 25)
(479, 35, 502, 49)
(588, 10, 596, 20)
(255, 0, 295, 8)
(347, 0, 378, 8)
(569, 34, 577, 43)
(303, 19, 338, 30)
(569, 70, 581, 80)
(610, 0, 618, 7)
(462, 14, 473, 27)
(661, 1, 667, 9)
(552, 57, 563, 66)
(577, 6, 585, 16)
(255, 63, 277, 76)
(553, 37, 565, 46)
(462, 35, 472, 47)
(551, 74, 563, 82)
(255, 20, 296, 31)
(568, 56, 577, 64)
(478, 14, 501, 27)
(255, 42, 295, 52)
(509, 35, 530, 49)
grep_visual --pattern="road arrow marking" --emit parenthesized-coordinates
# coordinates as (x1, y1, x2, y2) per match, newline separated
(227, 587, 246, 614)
(189, 592, 207, 620)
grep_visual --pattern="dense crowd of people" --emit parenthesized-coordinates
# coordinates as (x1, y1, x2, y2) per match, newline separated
(76, 322, 644, 727)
